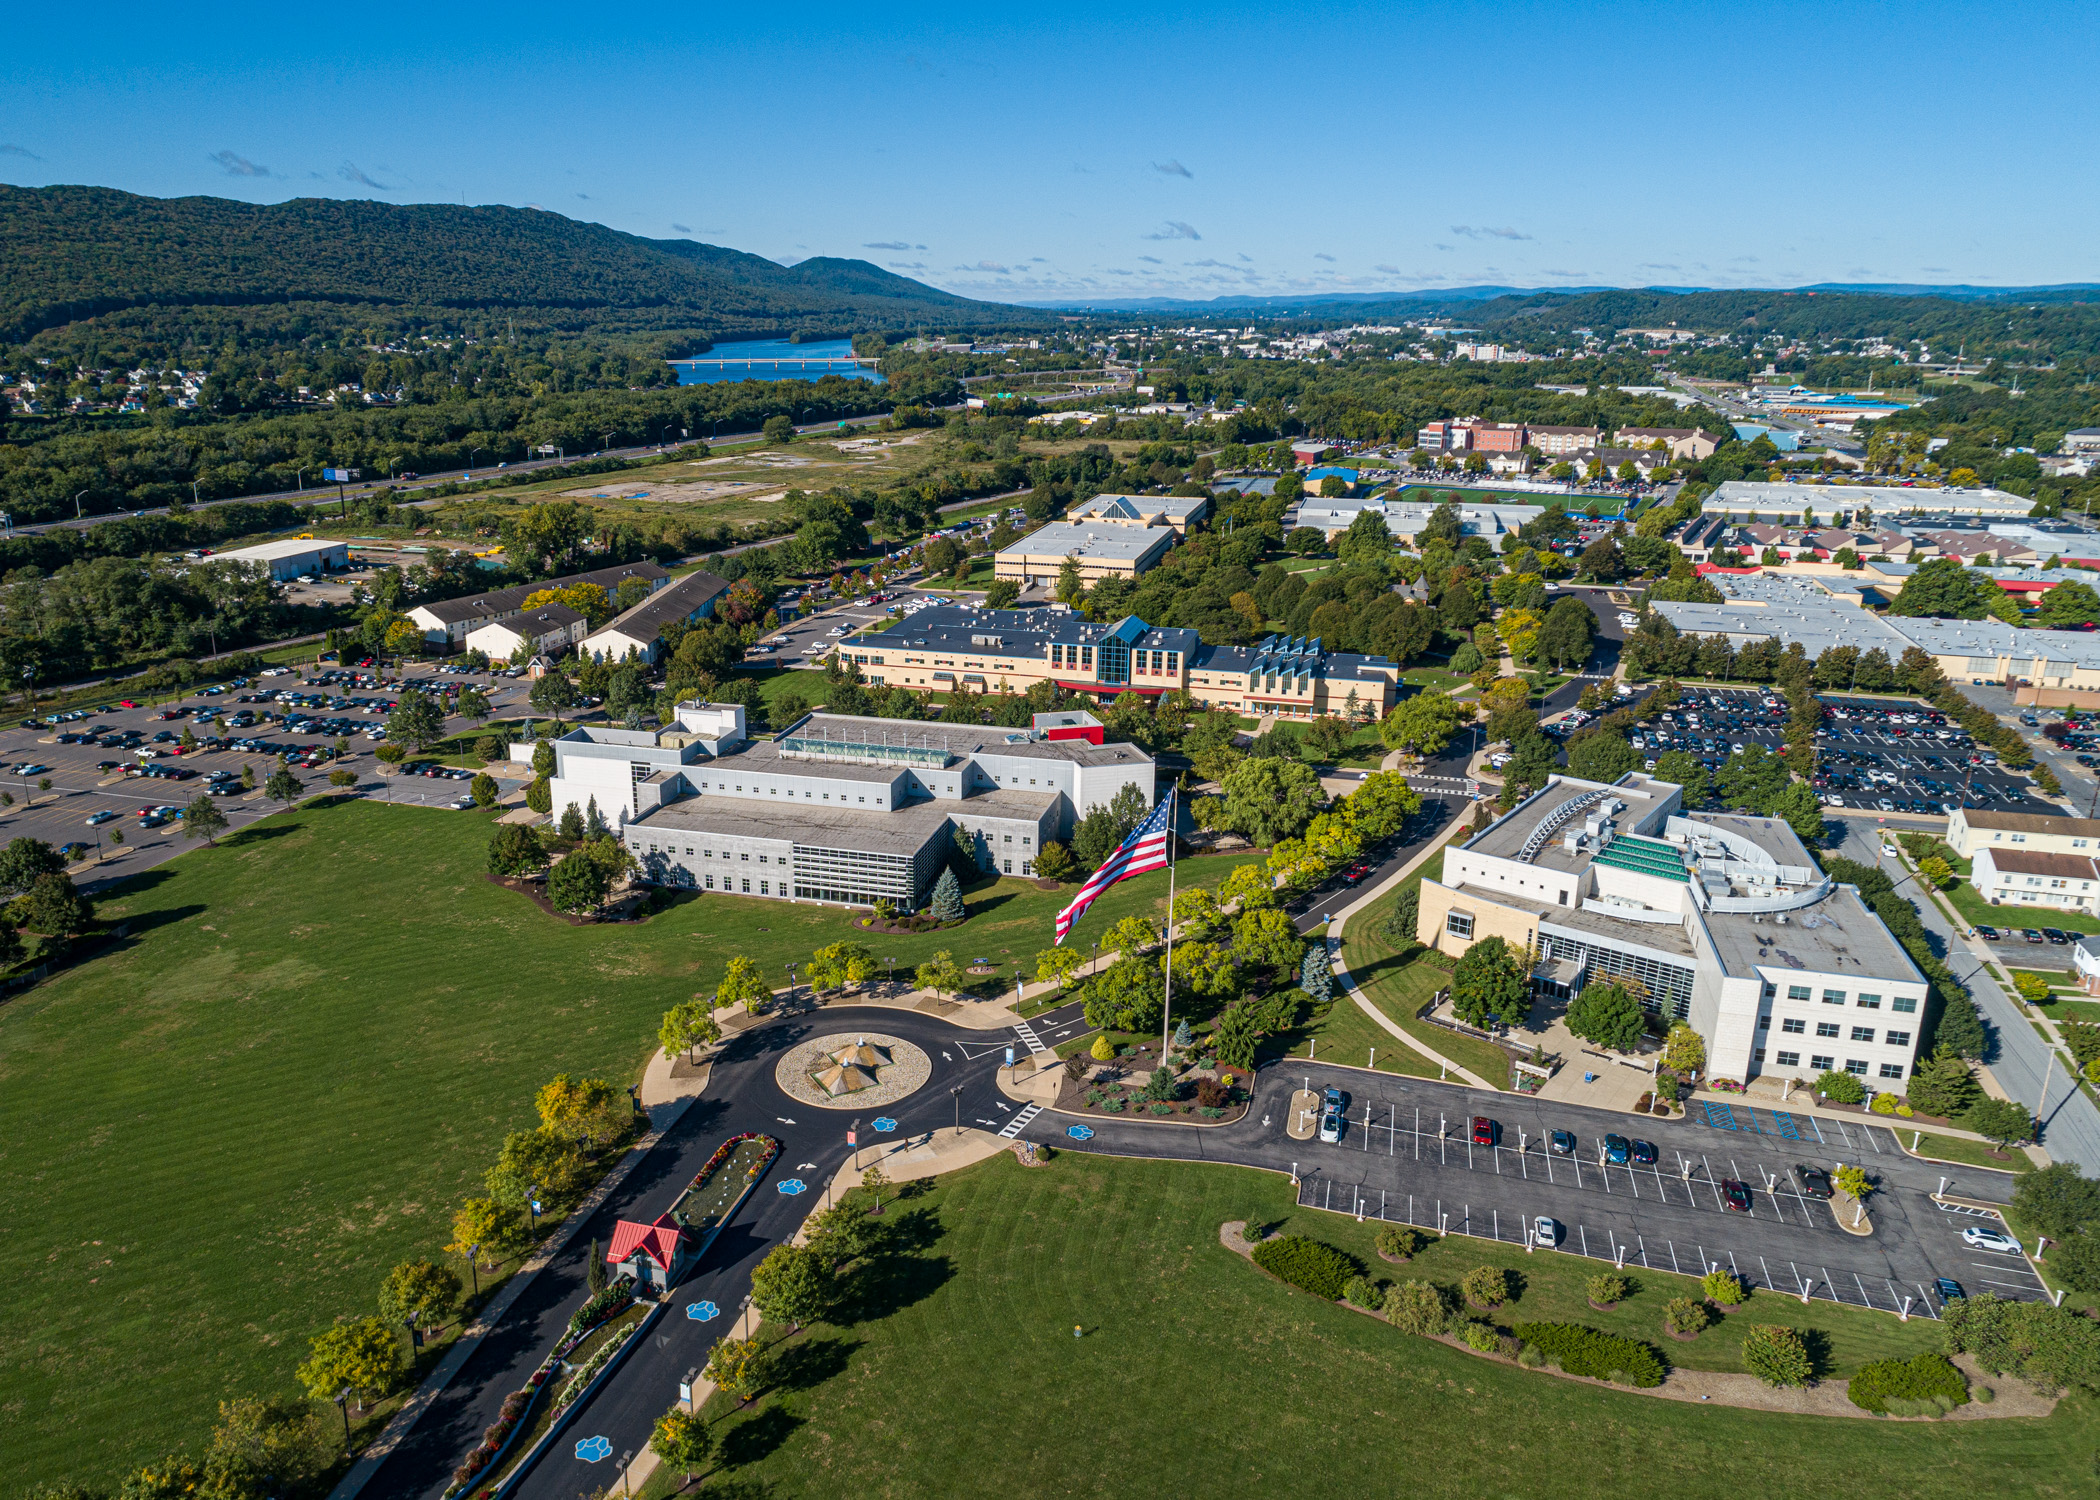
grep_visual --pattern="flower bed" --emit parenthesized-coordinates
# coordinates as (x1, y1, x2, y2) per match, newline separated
(564, 1285, 632, 1341)
(671, 1132, 779, 1234)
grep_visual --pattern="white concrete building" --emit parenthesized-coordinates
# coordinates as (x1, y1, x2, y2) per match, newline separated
(466, 604, 585, 661)
(201, 538, 351, 581)
(1415, 772, 1927, 1087)
(544, 707, 1156, 908)
(580, 569, 729, 664)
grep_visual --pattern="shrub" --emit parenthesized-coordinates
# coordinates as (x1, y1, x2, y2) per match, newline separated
(1741, 1323, 1814, 1388)
(1516, 1343, 1545, 1369)
(1385, 1279, 1450, 1335)
(1585, 1273, 1631, 1307)
(2013, 970, 2055, 1005)
(1460, 1320, 1502, 1354)
(1343, 1275, 1383, 1310)
(1664, 1297, 1711, 1336)
(1817, 1069, 1865, 1105)
(1870, 1093, 1897, 1115)
(1250, 1235, 1360, 1301)
(1376, 1225, 1427, 1260)
(1461, 1265, 1514, 1309)
(1848, 1352, 1969, 1414)
(1090, 1034, 1117, 1062)
(1511, 1323, 1666, 1387)
(1194, 1076, 1231, 1108)
(1702, 1268, 1747, 1305)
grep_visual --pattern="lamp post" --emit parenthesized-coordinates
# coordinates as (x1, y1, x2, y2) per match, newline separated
(72, 487, 88, 520)
(528, 1184, 542, 1235)
(464, 1242, 480, 1297)
(885, 955, 898, 985)
(785, 962, 799, 1005)
(334, 1386, 353, 1451)
(950, 1083, 964, 1137)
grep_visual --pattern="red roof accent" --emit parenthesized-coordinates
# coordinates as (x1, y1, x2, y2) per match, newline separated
(606, 1215, 685, 1270)
(1696, 563, 1762, 575)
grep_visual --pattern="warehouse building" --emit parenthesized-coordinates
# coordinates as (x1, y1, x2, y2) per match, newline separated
(203, 538, 352, 581)
(543, 705, 1156, 907)
(994, 521, 1178, 586)
(1416, 771, 1927, 1086)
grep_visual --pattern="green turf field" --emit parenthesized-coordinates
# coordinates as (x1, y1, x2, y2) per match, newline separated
(644, 1153, 2093, 1499)
(0, 800, 1260, 1488)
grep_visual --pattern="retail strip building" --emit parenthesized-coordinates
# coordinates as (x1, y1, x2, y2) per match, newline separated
(544, 704, 1154, 908)
(1416, 771, 1927, 1087)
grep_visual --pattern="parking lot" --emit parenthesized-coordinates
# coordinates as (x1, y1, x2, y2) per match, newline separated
(1271, 1069, 2038, 1320)
(0, 658, 538, 891)
(1621, 686, 2044, 817)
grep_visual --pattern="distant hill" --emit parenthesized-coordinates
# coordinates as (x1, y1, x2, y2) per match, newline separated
(1026, 281, 2100, 317)
(0, 185, 1032, 343)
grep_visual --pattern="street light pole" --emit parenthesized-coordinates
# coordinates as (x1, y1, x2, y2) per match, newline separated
(950, 1083, 964, 1138)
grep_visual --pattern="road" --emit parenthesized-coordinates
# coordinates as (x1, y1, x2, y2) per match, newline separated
(1828, 817, 2100, 1171)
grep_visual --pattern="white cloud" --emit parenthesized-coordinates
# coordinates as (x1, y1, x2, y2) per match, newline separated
(339, 162, 392, 191)
(1451, 225, 1531, 241)
(1141, 221, 1201, 241)
(863, 241, 927, 251)
(1314, 252, 1336, 262)
(1152, 159, 1193, 178)
(0, 143, 41, 160)
(210, 150, 271, 177)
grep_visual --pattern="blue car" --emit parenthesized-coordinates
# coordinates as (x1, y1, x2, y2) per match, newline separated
(1603, 1133, 1631, 1165)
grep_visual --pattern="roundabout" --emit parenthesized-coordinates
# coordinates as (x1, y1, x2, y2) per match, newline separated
(773, 1031, 930, 1109)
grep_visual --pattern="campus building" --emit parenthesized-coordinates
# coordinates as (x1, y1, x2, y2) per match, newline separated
(543, 704, 1156, 907)
(1705, 480, 2032, 520)
(833, 606, 1403, 720)
(1291, 495, 1545, 543)
(579, 569, 730, 664)
(1415, 772, 1928, 1086)
(1066, 493, 1211, 532)
(1947, 807, 2100, 861)
(405, 561, 672, 646)
(994, 521, 1178, 586)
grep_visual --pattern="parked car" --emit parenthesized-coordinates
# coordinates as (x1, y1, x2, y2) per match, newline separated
(1935, 1277, 1966, 1302)
(1533, 1215, 1560, 1247)
(1720, 1178, 1753, 1213)
(1549, 1129, 1576, 1157)
(1629, 1139, 1657, 1166)
(2024, 929, 2046, 944)
(85, 809, 118, 825)
(2044, 927, 2070, 945)
(1962, 1226, 2022, 1254)
(1796, 1165, 1834, 1199)
(1318, 1086, 1345, 1144)
(1603, 1133, 1630, 1165)
(1471, 1115, 1499, 1147)
(1976, 924, 2001, 941)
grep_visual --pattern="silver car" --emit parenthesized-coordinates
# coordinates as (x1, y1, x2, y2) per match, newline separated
(1962, 1226, 2022, 1254)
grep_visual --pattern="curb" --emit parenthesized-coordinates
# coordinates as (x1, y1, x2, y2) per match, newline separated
(488, 1302, 667, 1499)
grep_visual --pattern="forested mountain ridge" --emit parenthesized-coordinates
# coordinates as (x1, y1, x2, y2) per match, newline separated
(0, 185, 1026, 342)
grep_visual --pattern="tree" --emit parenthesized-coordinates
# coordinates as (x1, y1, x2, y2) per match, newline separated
(1033, 840, 1080, 882)
(295, 1316, 401, 1408)
(916, 949, 965, 1001)
(651, 1406, 715, 1487)
(1703, 1267, 1747, 1305)
(1217, 757, 1326, 846)
(1535, 596, 1596, 670)
(982, 578, 1021, 609)
(749, 1242, 835, 1332)
(1378, 693, 1465, 758)
(22, 873, 91, 941)
(0, 837, 63, 897)
(658, 998, 720, 1062)
(1233, 906, 1304, 975)
(1566, 730, 1638, 783)
(181, 794, 228, 845)
(377, 1260, 461, 1329)
(535, 1072, 626, 1147)
(200, 1396, 334, 1499)
(488, 823, 547, 877)
(1904, 1047, 1981, 1117)
(1817, 1068, 1865, 1104)
(1968, 1097, 2036, 1150)
(1450, 935, 1527, 1030)
(264, 768, 303, 810)
(928, 867, 966, 922)
(2012, 1162, 2100, 1242)
(763, 414, 795, 443)
(1036, 944, 1087, 992)
(1935, 989, 1989, 1061)
(1082, 954, 1164, 1035)
(702, 1334, 771, 1402)
(1299, 944, 1333, 1002)
(528, 670, 580, 723)
(1564, 980, 1644, 1050)
(470, 772, 499, 808)
(1741, 1323, 1813, 1388)
(1335, 510, 1392, 568)
(329, 768, 359, 790)
(807, 940, 875, 996)
(1661, 1023, 1705, 1075)
(547, 851, 609, 913)
(457, 685, 493, 725)
(385, 690, 446, 753)
(485, 1126, 589, 1212)
(717, 954, 773, 1013)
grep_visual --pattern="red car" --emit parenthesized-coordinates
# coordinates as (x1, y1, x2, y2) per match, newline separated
(118, 700, 137, 709)
(1720, 1178, 1753, 1213)
(1471, 1115, 1500, 1147)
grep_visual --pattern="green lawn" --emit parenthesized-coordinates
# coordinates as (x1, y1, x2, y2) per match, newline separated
(0, 799, 1259, 1488)
(1945, 879, 2100, 935)
(1281, 989, 1440, 1078)
(640, 1153, 2093, 1499)
(1904, 1130, 2035, 1175)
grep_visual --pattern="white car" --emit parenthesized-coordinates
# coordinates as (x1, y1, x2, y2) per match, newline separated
(1533, 1215, 1560, 1247)
(1880, 843, 1899, 858)
(1962, 1226, 2022, 1254)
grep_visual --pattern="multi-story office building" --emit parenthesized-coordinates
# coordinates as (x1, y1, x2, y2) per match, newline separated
(993, 522, 1178, 586)
(834, 606, 1403, 720)
(1415, 772, 1927, 1086)
(545, 704, 1156, 907)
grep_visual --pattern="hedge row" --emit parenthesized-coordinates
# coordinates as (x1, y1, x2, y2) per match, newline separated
(1511, 1321, 1667, 1388)
(1250, 1235, 1361, 1301)
(1847, 1351, 1970, 1413)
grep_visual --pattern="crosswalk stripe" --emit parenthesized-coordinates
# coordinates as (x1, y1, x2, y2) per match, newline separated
(998, 1102, 1042, 1139)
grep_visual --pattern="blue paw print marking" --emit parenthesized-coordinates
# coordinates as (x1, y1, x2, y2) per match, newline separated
(871, 1116, 897, 1133)
(778, 1178, 807, 1195)
(686, 1300, 720, 1322)
(575, 1435, 613, 1463)
(1066, 1124, 1095, 1141)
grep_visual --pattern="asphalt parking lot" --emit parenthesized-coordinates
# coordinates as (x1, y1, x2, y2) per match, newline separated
(0, 659, 538, 892)
(1271, 1069, 2039, 1318)
(1622, 686, 2044, 817)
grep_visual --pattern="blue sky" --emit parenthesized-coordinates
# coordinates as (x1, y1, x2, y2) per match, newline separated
(6, 1, 2096, 304)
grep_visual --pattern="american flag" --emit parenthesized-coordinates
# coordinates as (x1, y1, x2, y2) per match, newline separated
(1055, 791, 1174, 945)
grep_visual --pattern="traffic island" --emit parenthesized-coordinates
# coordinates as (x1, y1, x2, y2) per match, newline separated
(1832, 1187, 1876, 1236)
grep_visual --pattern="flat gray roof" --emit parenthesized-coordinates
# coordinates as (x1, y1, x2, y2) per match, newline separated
(1704, 884, 1922, 984)
(787, 713, 1155, 770)
(997, 522, 1176, 564)
(631, 795, 955, 857)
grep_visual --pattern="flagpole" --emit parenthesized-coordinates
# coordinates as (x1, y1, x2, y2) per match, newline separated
(1160, 787, 1177, 1064)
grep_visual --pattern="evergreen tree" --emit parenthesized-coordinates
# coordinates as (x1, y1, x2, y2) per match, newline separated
(584, 795, 609, 839)
(1299, 944, 1333, 1002)
(587, 1238, 608, 1294)
(558, 802, 585, 840)
(929, 867, 965, 922)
